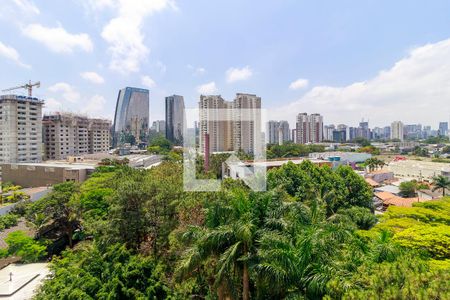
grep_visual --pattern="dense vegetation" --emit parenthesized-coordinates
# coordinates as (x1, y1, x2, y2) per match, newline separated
(5, 159, 446, 299)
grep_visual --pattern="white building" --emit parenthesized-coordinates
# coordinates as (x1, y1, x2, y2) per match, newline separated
(268, 120, 290, 145)
(0, 95, 43, 163)
(391, 121, 404, 141)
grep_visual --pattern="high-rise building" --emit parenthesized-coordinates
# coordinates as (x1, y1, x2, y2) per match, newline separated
(199, 95, 233, 153)
(404, 124, 422, 140)
(323, 125, 335, 141)
(295, 113, 323, 144)
(43, 113, 111, 160)
(165, 95, 185, 145)
(233, 93, 261, 153)
(348, 127, 358, 141)
(332, 129, 346, 143)
(151, 120, 166, 134)
(0, 95, 43, 163)
(88, 118, 111, 154)
(198, 93, 261, 154)
(112, 87, 149, 147)
(357, 120, 371, 140)
(267, 120, 290, 145)
(438, 122, 448, 136)
(391, 121, 404, 141)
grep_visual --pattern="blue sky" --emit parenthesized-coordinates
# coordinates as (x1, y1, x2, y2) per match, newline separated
(1, 0, 450, 128)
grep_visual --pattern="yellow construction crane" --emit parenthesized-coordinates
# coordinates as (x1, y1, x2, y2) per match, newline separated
(2, 80, 40, 97)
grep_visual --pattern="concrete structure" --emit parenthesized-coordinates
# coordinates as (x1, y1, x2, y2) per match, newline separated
(198, 93, 261, 154)
(387, 160, 450, 180)
(295, 113, 323, 144)
(0, 95, 43, 163)
(391, 121, 404, 141)
(267, 120, 290, 145)
(438, 121, 448, 136)
(1, 162, 96, 187)
(112, 87, 149, 147)
(43, 113, 111, 160)
(165, 95, 185, 145)
(309, 151, 371, 167)
(0, 263, 49, 299)
(223, 158, 332, 180)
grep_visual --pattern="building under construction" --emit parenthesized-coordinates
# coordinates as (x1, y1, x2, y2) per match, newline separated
(43, 113, 111, 160)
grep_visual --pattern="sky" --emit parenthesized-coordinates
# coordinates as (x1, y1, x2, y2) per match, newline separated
(1, 0, 450, 128)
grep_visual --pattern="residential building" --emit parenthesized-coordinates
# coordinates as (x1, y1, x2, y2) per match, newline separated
(112, 87, 149, 147)
(165, 95, 185, 144)
(295, 113, 323, 144)
(323, 124, 335, 141)
(199, 95, 233, 153)
(233, 93, 261, 153)
(0, 95, 43, 163)
(267, 120, 290, 145)
(43, 113, 111, 160)
(198, 93, 261, 154)
(391, 121, 404, 141)
(151, 120, 166, 134)
(88, 118, 111, 154)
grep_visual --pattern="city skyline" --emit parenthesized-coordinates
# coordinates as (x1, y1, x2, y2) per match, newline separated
(1, 1, 450, 127)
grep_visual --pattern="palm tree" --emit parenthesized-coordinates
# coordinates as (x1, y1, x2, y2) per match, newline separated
(176, 189, 286, 300)
(432, 175, 450, 197)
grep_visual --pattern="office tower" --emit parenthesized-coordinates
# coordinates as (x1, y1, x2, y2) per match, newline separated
(391, 121, 404, 141)
(88, 118, 111, 154)
(43, 113, 111, 160)
(404, 124, 422, 140)
(295, 113, 323, 144)
(199, 95, 233, 153)
(112, 87, 149, 147)
(0, 95, 43, 163)
(165, 95, 185, 145)
(438, 122, 448, 136)
(332, 129, 346, 143)
(383, 126, 391, 140)
(291, 129, 297, 143)
(151, 120, 166, 134)
(268, 120, 290, 145)
(358, 120, 371, 139)
(233, 93, 261, 153)
(324, 125, 335, 141)
(348, 127, 358, 141)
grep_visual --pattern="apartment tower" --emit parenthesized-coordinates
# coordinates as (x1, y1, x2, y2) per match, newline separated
(0, 95, 43, 163)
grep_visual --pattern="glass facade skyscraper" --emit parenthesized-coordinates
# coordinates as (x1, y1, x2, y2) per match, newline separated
(165, 95, 185, 145)
(112, 87, 149, 147)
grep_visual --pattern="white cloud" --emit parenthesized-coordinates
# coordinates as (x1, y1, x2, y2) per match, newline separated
(12, 0, 40, 14)
(272, 38, 450, 127)
(44, 97, 62, 112)
(22, 24, 93, 53)
(85, 95, 107, 114)
(197, 81, 218, 94)
(48, 83, 80, 103)
(289, 78, 309, 90)
(226, 66, 253, 83)
(141, 75, 156, 88)
(80, 71, 105, 84)
(188, 64, 206, 75)
(0, 41, 30, 68)
(101, 0, 177, 74)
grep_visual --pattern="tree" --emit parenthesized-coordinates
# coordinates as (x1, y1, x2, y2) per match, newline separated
(399, 181, 418, 197)
(432, 175, 450, 197)
(27, 182, 80, 248)
(3, 230, 47, 262)
(148, 135, 172, 154)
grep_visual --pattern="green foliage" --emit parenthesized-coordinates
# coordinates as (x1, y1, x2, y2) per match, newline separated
(399, 180, 418, 197)
(353, 137, 371, 147)
(424, 135, 449, 144)
(432, 175, 450, 196)
(0, 213, 19, 231)
(147, 135, 172, 154)
(4, 230, 46, 262)
(35, 243, 171, 300)
(357, 145, 380, 155)
(266, 142, 325, 159)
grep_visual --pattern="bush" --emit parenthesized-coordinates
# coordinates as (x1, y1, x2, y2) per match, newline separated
(0, 214, 19, 231)
(4, 231, 47, 263)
